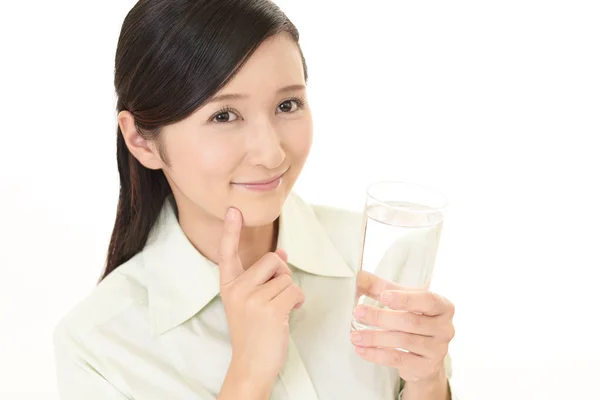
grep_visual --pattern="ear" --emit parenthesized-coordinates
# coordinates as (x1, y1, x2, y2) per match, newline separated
(118, 111, 163, 170)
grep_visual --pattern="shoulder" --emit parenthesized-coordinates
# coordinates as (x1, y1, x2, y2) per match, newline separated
(53, 253, 149, 354)
(310, 202, 363, 233)
(299, 194, 365, 272)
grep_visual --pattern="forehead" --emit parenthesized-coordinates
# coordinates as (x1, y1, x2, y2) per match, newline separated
(219, 33, 305, 93)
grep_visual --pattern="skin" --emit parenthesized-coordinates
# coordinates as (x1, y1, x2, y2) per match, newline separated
(121, 33, 313, 271)
(119, 32, 454, 400)
(353, 271, 455, 399)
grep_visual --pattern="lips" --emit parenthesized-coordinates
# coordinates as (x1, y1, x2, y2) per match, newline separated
(231, 168, 289, 191)
(233, 168, 289, 186)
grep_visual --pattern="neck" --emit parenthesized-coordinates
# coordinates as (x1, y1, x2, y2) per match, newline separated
(176, 199, 277, 270)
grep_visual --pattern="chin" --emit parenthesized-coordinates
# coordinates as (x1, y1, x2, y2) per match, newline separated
(234, 190, 289, 227)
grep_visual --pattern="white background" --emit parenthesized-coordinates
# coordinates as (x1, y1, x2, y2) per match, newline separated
(1, 1, 599, 399)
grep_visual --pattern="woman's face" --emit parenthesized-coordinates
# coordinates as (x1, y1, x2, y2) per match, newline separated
(160, 33, 312, 226)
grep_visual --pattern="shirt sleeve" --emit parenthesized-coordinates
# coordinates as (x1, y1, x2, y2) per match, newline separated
(54, 325, 130, 400)
(53, 322, 220, 400)
(398, 353, 458, 400)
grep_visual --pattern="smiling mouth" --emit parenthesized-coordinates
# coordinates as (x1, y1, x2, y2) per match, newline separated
(233, 168, 289, 185)
(231, 168, 289, 190)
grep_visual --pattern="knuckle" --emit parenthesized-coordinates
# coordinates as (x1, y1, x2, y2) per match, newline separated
(246, 294, 263, 311)
(365, 331, 376, 346)
(403, 312, 420, 329)
(294, 285, 305, 300)
(395, 292, 409, 309)
(391, 350, 405, 367)
(423, 360, 437, 376)
(404, 332, 421, 348)
(217, 247, 231, 264)
(438, 343, 449, 361)
(280, 274, 293, 286)
(445, 325, 456, 341)
(280, 257, 292, 271)
(280, 264, 292, 277)
(265, 252, 279, 264)
(225, 287, 243, 305)
(356, 271, 371, 296)
(447, 300, 456, 318)
(424, 292, 438, 310)
(373, 307, 383, 325)
(266, 304, 279, 319)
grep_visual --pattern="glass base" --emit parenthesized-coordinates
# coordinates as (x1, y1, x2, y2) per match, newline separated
(350, 318, 382, 332)
(350, 319, 410, 353)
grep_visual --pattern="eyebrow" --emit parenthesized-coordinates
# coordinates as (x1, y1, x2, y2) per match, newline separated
(207, 84, 306, 104)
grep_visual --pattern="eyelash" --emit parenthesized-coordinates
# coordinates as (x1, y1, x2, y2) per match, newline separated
(210, 96, 307, 124)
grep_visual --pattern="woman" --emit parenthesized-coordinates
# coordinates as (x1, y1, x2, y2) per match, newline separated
(53, 0, 456, 399)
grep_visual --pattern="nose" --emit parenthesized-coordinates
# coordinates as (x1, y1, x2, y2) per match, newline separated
(246, 117, 285, 169)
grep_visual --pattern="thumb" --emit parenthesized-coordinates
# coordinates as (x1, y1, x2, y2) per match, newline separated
(218, 207, 244, 284)
(274, 248, 288, 263)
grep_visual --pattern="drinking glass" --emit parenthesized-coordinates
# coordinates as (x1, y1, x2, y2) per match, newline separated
(351, 181, 448, 331)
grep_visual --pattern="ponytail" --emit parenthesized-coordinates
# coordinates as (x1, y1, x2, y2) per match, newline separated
(101, 125, 171, 281)
(105, 0, 307, 280)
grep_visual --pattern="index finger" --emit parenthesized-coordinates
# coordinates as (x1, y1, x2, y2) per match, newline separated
(380, 290, 453, 317)
(218, 207, 245, 284)
(356, 270, 415, 300)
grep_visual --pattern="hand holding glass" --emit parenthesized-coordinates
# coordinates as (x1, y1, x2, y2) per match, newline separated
(351, 181, 448, 332)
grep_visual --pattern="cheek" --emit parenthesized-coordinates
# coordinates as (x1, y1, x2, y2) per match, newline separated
(167, 134, 243, 189)
(283, 119, 313, 163)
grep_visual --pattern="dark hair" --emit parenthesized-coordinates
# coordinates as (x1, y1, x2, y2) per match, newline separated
(102, 0, 308, 281)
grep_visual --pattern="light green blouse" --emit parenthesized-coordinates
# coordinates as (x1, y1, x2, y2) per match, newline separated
(54, 192, 454, 399)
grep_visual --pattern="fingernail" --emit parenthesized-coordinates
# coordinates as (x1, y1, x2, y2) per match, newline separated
(381, 291, 393, 303)
(354, 306, 366, 317)
(226, 208, 235, 220)
(351, 332, 362, 343)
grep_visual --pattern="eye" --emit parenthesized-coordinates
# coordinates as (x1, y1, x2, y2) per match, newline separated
(276, 97, 306, 114)
(210, 107, 239, 124)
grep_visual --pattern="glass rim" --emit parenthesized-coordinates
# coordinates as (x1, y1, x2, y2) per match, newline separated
(365, 180, 449, 213)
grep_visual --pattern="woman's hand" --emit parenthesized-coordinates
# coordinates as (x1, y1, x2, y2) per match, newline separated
(351, 271, 455, 384)
(218, 207, 304, 389)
